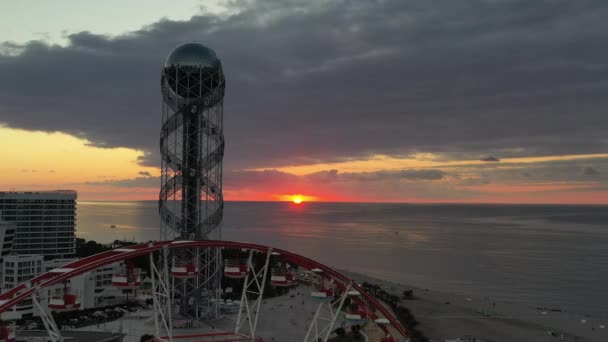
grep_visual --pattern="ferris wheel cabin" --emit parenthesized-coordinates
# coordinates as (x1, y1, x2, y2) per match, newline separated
(171, 262, 199, 279)
(223, 259, 249, 279)
(112, 263, 142, 289)
(310, 268, 335, 301)
(48, 293, 81, 312)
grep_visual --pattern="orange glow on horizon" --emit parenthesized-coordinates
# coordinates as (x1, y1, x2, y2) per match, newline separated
(254, 153, 608, 176)
(274, 194, 318, 203)
(0, 126, 158, 186)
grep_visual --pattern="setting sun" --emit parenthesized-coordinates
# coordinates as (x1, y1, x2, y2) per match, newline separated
(275, 194, 319, 203)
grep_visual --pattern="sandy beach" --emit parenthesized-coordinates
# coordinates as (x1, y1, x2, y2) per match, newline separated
(342, 270, 607, 342)
(74, 269, 607, 342)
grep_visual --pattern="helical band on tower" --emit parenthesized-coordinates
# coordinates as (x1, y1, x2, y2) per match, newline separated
(159, 43, 225, 318)
(159, 43, 225, 241)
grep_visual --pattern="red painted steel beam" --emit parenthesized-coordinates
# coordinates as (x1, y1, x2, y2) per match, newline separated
(0, 240, 407, 338)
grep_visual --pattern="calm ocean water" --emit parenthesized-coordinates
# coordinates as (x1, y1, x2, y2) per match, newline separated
(76, 201, 608, 316)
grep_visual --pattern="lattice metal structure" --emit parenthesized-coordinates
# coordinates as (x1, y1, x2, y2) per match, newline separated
(159, 42, 225, 319)
(0, 241, 409, 342)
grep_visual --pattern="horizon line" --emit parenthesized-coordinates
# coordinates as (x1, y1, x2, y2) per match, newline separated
(76, 199, 608, 206)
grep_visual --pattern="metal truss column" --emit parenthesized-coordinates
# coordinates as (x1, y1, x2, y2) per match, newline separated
(235, 249, 272, 341)
(150, 246, 174, 341)
(303, 283, 352, 342)
(32, 291, 62, 342)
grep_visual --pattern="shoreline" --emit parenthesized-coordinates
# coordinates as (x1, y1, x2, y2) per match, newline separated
(340, 270, 606, 342)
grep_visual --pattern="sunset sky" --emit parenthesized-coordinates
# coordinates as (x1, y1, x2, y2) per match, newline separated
(1, 0, 607, 203)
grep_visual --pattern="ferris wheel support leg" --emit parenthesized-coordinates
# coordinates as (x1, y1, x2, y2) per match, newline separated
(234, 250, 253, 334)
(303, 301, 324, 342)
(149, 248, 160, 338)
(304, 283, 352, 342)
(32, 291, 62, 342)
(150, 246, 174, 342)
(250, 248, 271, 341)
(162, 246, 174, 340)
(234, 249, 272, 341)
(322, 283, 352, 342)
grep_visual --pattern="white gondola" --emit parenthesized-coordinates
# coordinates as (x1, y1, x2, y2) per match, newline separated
(310, 269, 335, 301)
(171, 262, 199, 279)
(270, 269, 297, 287)
(223, 259, 249, 279)
(112, 263, 142, 289)
(48, 293, 81, 312)
(345, 307, 368, 324)
(311, 288, 335, 301)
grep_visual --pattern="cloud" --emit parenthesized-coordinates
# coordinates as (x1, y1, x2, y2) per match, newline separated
(0, 0, 606, 172)
(85, 176, 160, 188)
(481, 156, 500, 162)
(583, 166, 600, 175)
(76, 155, 608, 202)
(342, 169, 447, 182)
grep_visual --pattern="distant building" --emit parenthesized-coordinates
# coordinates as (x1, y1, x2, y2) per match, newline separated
(1, 254, 43, 319)
(0, 221, 15, 294)
(1, 255, 123, 319)
(0, 191, 76, 259)
(0, 191, 131, 319)
(0, 222, 15, 263)
(92, 263, 124, 306)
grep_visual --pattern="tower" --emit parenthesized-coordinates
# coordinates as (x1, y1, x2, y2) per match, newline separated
(159, 43, 225, 318)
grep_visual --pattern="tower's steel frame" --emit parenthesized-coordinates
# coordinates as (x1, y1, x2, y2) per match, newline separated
(159, 43, 225, 319)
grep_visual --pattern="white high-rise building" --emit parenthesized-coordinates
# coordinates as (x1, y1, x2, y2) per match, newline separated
(1, 255, 124, 319)
(0, 191, 76, 259)
(0, 221, 15, 263)
(1, 254, 43, 319)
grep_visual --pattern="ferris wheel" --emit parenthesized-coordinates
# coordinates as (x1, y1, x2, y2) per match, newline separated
(0, 240, 408, 342)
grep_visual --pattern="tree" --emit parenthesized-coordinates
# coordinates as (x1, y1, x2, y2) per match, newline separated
(402, 290, 414, 300)
(76, 239, 111, 257)
(140, 334, 154, 342)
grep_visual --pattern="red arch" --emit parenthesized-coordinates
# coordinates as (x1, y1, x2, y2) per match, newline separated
(0, 240, 407, 338)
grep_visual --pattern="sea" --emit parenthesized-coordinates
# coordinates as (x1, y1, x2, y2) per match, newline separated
(76, 201, 608, 317)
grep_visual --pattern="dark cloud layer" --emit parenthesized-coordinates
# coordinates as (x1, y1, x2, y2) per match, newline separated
(583, 166, 600, 176)
(1, 0, 607, 171)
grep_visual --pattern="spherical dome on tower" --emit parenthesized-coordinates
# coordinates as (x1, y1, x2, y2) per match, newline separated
(164, 42, 221, 71)
(161, 42, 224, 101)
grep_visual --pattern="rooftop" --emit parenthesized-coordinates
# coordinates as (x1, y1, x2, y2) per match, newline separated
(0, 190, 77, 199)
(17, 330, 124, 342)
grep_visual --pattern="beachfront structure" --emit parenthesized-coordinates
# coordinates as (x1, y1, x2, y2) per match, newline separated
(1, 255, 122, 319)
(44, 259, 126, 310)
(0, 222, 15, 264)
(93, 263, 125, 306)
(159, 42, 226, 319)
(1, 254, 43, 319)
(0, 191, 76, 259)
